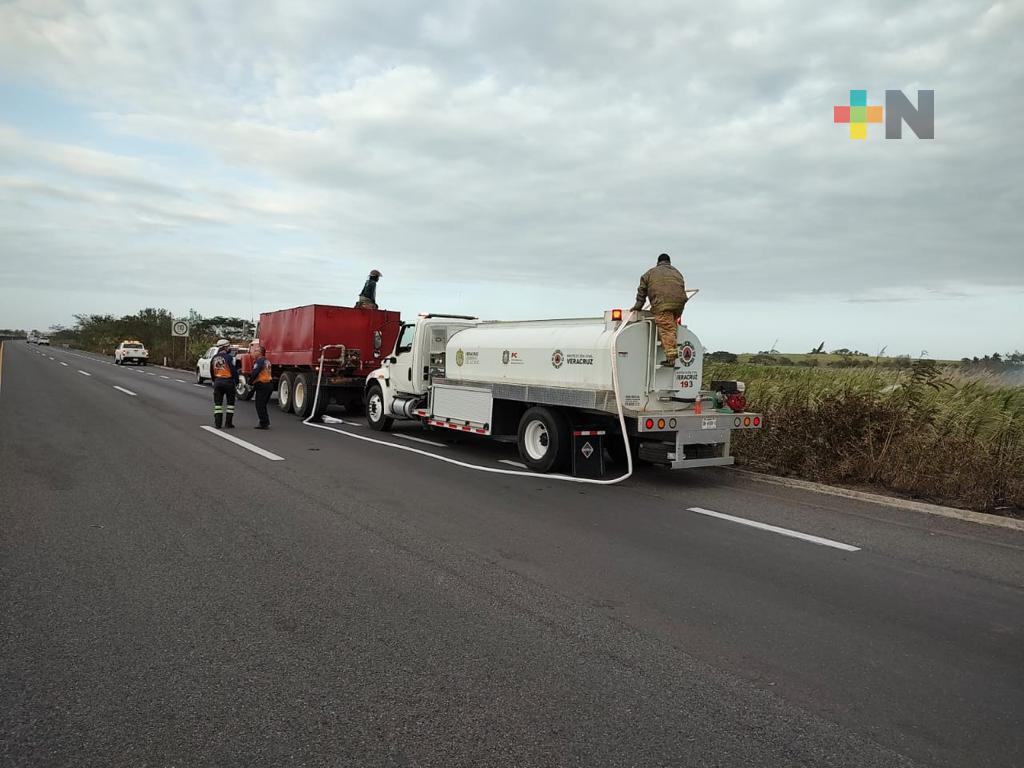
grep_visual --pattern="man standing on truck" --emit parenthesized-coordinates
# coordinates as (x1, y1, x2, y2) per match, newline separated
(249, 343, 273, 430)
(210, 339, 238, 429)
(631, 253, 687, 366)
(355, 269, 382, 309)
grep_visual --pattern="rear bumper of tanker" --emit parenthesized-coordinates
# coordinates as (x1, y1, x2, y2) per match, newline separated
(631, 409, 763, 470)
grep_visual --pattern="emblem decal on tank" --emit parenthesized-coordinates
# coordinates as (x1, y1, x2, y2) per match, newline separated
(455, 348, 464, 367)
(680, 341, 696, 367)
(551, 349, 564, 369)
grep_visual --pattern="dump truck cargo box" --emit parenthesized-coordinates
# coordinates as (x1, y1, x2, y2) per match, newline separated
(259, 304, 401, 376)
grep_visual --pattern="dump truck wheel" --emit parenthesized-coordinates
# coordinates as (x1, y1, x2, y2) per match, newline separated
(366, 382, 393, 432)
(278, 372, 295, 414)
(517, 406, 570, 473)
(293, 372, 316, 418)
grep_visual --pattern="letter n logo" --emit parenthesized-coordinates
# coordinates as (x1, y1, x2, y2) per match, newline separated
(885, 90, 935, 139)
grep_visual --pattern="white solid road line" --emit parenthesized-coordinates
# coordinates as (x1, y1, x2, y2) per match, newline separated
(686, 507, 861, 552)
(113, 386, 137, 397)
(396, 433, 447, 448)
(77, 370, 92, 376)
(200, 426, 285, 461)
(499, 459, 527, 468)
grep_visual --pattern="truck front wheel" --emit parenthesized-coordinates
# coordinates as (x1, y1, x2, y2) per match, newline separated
(236, 375, 254, 401)
(366, 383, 393, 432)
(517, 406, 570, 473)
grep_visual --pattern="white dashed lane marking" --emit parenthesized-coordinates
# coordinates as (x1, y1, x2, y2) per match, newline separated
(113, 386, 137, 397)
(200, 426, 285, 461)
(686, 507, 861, 552)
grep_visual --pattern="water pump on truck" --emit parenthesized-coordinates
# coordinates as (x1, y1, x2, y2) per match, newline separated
(364, 304, 762, 473)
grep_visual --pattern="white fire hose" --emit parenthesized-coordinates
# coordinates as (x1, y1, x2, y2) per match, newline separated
(302, 311, 638, 485)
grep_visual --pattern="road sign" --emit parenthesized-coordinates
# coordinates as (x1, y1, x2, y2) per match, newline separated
(171, 320, 189, 337)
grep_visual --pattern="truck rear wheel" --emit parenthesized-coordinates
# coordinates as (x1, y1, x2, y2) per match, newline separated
(293, 372, 319, 419)
(278, 372, 295, 414)
(517, 406, 570, 473)
(366, 382, 393, 432)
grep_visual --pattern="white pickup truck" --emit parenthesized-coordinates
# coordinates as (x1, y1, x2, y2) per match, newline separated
(364, 309, 761, 473)
(114, 340, 149, 365)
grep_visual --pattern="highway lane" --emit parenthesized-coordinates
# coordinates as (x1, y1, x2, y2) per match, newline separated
(2, 341, 1023, 767)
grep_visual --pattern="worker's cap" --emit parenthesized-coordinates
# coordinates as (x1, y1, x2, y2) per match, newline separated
(657, 253, 671, 264)
(216, 338, 231, 348)
(369, 269, 382, 278)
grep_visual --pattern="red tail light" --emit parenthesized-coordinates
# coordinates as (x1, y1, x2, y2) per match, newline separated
(726, 394, 746, 412)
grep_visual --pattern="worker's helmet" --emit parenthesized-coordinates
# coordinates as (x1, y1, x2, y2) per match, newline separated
(369, 269, 382, 278)
(216, 338, 230, 349)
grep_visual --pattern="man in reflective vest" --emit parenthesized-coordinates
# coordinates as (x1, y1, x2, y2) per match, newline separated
(210, 339, 238, 429)
(249, 343, 274, 430)
(631, 253, 688, 367)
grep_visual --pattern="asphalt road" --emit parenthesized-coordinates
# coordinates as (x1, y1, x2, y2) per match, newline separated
(2, 341, 1023, 767)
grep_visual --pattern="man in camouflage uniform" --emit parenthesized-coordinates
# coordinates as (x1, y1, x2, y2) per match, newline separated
(631, 253, 687, 367)
(355, 269, 382, 309)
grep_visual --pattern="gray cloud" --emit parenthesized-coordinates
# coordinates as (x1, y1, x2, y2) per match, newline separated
(0, 0, 1021, 355)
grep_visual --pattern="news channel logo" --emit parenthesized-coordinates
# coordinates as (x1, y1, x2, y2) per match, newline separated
(833, 89, 934, 140)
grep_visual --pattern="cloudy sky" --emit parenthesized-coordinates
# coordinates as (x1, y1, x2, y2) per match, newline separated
(1, 0, 1021, 358)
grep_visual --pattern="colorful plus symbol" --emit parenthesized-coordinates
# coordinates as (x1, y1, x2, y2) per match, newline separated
(834, 90, 884, 139)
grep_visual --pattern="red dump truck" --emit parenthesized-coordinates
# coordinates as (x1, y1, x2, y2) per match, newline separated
(235, 304, 402, 419)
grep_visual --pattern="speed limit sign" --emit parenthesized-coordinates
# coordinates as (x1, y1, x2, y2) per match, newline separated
(171, 320, 189, 337)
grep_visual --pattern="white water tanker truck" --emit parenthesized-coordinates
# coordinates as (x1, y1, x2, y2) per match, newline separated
(363, 307, 762, 474)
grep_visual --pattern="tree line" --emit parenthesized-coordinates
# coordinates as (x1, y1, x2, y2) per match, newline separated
(42, 309, 252, 368)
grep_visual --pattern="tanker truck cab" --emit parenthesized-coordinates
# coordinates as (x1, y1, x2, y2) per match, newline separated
(365, 308, 762, 474)
(366, 314, 480, 429)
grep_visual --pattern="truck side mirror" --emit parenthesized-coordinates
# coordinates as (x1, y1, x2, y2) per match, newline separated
(388, 356, 397, 364)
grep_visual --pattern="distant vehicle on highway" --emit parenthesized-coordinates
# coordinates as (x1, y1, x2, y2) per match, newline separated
(114, 340, 148, 365)
(37, 337, 50, 346)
